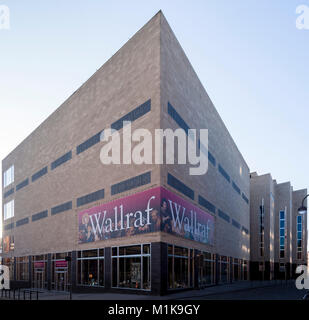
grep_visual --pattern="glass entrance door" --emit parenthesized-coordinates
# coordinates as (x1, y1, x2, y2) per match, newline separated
(34, 270, 44, 289)
(55, 271, 68, 291)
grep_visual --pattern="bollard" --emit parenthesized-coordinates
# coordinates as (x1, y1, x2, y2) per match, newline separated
(24, 290, 26, 300)
(13, 289, 15, 300)
(36, 289, 39, 301)
(29, 291, 32, 301)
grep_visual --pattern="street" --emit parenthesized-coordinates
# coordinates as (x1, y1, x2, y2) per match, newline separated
(186, 285, 307, 300)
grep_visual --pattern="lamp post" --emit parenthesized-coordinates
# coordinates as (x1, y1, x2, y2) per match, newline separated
(298, 194, 309, 215)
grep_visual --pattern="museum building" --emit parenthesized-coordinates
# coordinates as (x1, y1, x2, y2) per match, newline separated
(1, 12, 251, 295)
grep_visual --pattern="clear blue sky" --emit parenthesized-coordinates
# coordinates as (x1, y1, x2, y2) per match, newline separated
(0, 1, 308, 241)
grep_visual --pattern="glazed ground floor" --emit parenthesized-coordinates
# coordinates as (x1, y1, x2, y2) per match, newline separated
(1, 242, 249, 295)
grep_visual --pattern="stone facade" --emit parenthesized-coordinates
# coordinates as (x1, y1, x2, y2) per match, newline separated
(250, 172, 307, 280)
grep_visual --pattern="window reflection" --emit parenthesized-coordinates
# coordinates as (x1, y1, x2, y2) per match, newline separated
(112, 244, 151, 290)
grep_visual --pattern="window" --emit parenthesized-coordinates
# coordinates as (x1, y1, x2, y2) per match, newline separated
(3, 165, 14, 188)
(168, 102, 217, 167)
(279, 210, 285, 259)
(111, 100, 151, 131)
(16, 217, 29, 227)
(198, 195, 216, 214)
(16, 178, 29, 191)
(51, 201, 72, 215)
(297, 215, 302, 260)
(16, 257, 29, 281)
(51, 151, 72, 170)
(233, 259, 240, 281)
(168, 245, 193, 290)
(4, 188, 14, 199)
(167, 102, 190, 135)
(32, 255, 48, 289)
(32, 210, 48, 222)
(76, 131, 102, 155)
(232, 219, 241, 229)
(219, 256, 229, 283)
(259, 199, 265, 257)
(167, 173, 194, 200)
(51, 252, 70, 291)
(32, 166, 48, 182)
(242, 193, 249, 205)
(218, 209, 230, 223)
(77, 189, 105, 207)
(111, 172, 151, 196)
(77, 249, 104, 287)
(112, 244, 151, 290)
(4, 200, 14, 220)
(232, 181, 241, 195)
(218, 165, 230, 183)
(198, 252, 215, 287)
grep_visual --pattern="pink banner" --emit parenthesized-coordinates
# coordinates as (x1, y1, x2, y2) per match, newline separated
(78, 187, 214, 245)
(34, 262, 45, 269)
(55, 261, 68, 268)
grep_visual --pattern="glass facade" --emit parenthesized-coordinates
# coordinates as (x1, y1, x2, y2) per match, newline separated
(112, 244, 151, 290)
(279, 210, 285, 259)
(168, 245, 193, 290)
(2, 257, 14, 280)
(259, 199, 265, 257)
(52, 252, 70, 291)
(198, 252, 215, 287)
(297, 215, 302, 260)
(32, 255, 47, 289)
(233, 258, 240, 281)
(3, 244, 251, 292)
(77, 249, 104, 287)
(16, 256, 29, 281)
(219, 256, 229, 283)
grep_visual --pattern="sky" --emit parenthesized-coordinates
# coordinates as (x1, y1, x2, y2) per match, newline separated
(0, 0, 308, 242)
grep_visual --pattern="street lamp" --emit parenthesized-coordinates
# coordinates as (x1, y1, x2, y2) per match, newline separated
(298, 195, 309, 215)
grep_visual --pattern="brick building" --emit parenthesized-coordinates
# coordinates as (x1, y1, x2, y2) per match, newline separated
(1, 11, 271, 295)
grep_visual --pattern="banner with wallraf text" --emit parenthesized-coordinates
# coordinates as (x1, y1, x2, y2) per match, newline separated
(78, 187, 215, 245)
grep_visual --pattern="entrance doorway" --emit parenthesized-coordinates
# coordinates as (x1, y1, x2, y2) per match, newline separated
(34, 270, 45, 289)
(55, 271, 68, 292)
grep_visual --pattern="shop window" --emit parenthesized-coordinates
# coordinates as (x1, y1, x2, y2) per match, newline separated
(77, 249, 104, 287)
(168, 245, 193, 290)
(112, 244, 151, 290)
(16, 256, 29, 281)
(219, 256, 229, 284)
(198, 252, 215, 287)
(3, 258, 14, 280)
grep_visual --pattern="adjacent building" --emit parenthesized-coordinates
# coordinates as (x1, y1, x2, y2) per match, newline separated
(250, 172, 307, 280)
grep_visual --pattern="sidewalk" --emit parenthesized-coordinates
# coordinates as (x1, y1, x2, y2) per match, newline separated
(17, 280, 293, 300)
